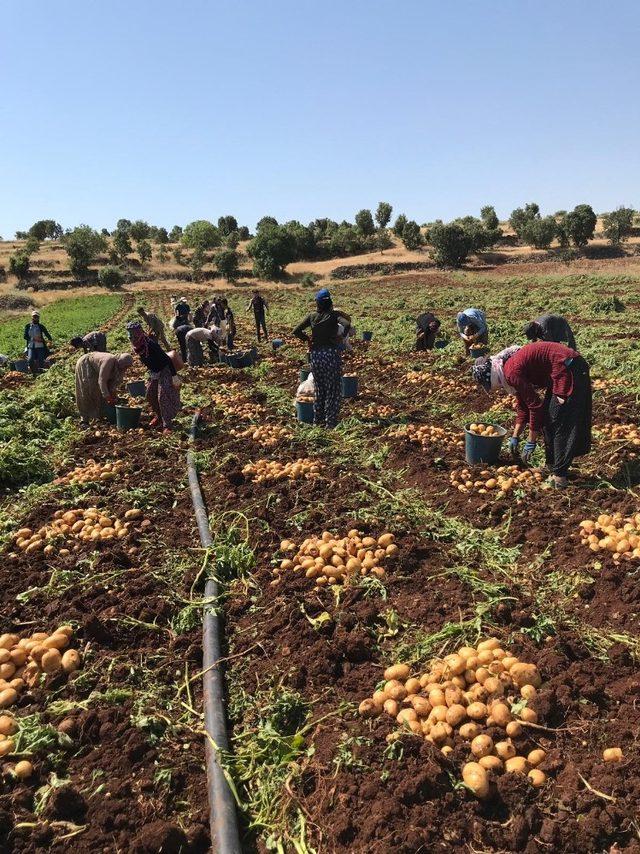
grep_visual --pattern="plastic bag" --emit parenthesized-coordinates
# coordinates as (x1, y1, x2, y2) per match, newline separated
(296, 374, 315, 400)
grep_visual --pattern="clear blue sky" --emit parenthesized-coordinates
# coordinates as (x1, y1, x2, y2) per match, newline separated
(2, 0, 638, 238)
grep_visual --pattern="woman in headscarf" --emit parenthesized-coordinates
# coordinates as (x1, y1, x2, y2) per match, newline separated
(472, 341, 592, 488)
(293, 288, 351, 428)
(185, 325, 223, 367)
(415, 309, 441, 351)
(524, 314, 577, 350)
(456, 308, 488, 355)
(75, 351, 133, 425)
(127, 321, 181, 434)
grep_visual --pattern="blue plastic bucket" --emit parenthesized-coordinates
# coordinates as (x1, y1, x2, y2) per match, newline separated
(362, 331, 373, 342)
(299, 367, 311, 382)
(296, 400, 314, 424)
(115, 405, 142, 431)
(13, 359, 30, 372)
(342, 375, 358, 398)
(127, 380, 147, 398)
(227, 348, 257, 368)
(464, 424, 506, 465)
(272, 338, 284, 350)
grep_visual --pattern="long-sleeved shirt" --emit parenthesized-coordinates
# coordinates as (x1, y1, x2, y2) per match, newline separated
(503, 341, 579, 432)
(138, 338, 176, 375)
(193, 306, 209, 328)
(24, 322, 52, 348)
(82, 331, 107, 352)
(142, 312, 169, 346)
(248, 294, 268, 315)
(186, 327, 222, 345)
(535, 314, 576, 350)
(416, 312, 441, 335)
(293, 309, 351, 349)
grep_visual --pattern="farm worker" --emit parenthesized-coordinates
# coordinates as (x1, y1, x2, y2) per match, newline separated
(24, 310, 53, 374)
(173, 322, 193, 363)
(127, 321, 181, 434)
(472, 341, 592, 489)
(136, 307, 170, 349)
(415, 310, 441, 351)
(174, 297, 191, 327)
(247, 290, 269, 342)
(292, 288, 351, 428)
(193, 300, 210, 329)
(524, 314, 577, 350)
(70, 331, 107, 353)
(206, 298, 224, 327)
(185, 326, 222, 367)
(456, 308, 488, 356)
(74, 351, 133, 425)
(220, 298, 236, 350)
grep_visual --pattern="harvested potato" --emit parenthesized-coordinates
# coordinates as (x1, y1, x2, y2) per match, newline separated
(462, 762, 490, 798)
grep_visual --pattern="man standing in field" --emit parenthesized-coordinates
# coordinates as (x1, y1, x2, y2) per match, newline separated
(136, 306, 170, 349)
(247, 290, 269, 342)
(23, 310, 52, 374)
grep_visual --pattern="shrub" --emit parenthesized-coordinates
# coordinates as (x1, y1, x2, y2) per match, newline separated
(401, 220, 424, 250)
(592, 295, 625, 313)
(98, 265, 124, 290)
(116, 219, 132, 234)
(300, 272, 319, 288)
(375, 202, 393, 229)
(218, 215, 238, 236)
(375, 230, 394, 252)
(190, 248, 205, 281)
(24, 236, 41, 255)
(15, 231, 28, 240)
(9, 253, 30, 280)
(155, 227, 169, 244)
(559, 204, 597, 247)
(63, 225, 107, 278)
(237, 225, 250, 240)
(129, 220, 151, 241)
(602, 207, 634, 245)
(256, 216, 278, 232)
(169, 225, 183, 242)
(29, 219, 63, 240)
(113, 229, 132, 262)
(173, 247, 185, 265)
(247, 224, 297, 279)
(355, 209, 375, 237)
(454, 215, 501, 251)
(182, 220, 221, 250)
(509, 202, 540, 240)
(520, 216, 557, 249)
(480, 206, 499, 230)
(392, 214, 408, 237)
(137, 239, 152, 265)
(226, 231, 240, 249)
(157, 244, 168, 264)
(426, 222, 472, 268)
(215, 248, 239, 282)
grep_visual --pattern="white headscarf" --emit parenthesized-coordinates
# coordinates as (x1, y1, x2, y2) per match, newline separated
(490, 345, 520, 393)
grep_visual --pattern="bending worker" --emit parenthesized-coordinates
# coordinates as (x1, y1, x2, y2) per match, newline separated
(70, 331, 107, 353)
(75, 351, 133, 425)
(524, 314, 576, 350)
(185, 325, 222, 367)
(127, 321, 180, 434)
(415, 309, 441, 351)
(472, 340, 592, 489)
(293, 288, 351, 429)
(456, 308, 488, 355)
(137, 306, 170, 349)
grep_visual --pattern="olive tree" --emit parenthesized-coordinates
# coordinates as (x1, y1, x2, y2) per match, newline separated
(98, 265, 124, 290)
(375, 202, 393, 229)
(215, 248, 239, 281)
(63, 225, 107, 278)
(392, 214, 408, 237)
(137, 239, 152, 265)
(602, 207, 635, 245)
(401, 220, 424, 250)
(355, 209, 375, 237)
(182, 220, 221, 250)
(426, 222, 472, 268)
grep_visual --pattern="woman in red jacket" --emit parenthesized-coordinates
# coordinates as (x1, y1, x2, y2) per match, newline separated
(472, 341, 592, 488)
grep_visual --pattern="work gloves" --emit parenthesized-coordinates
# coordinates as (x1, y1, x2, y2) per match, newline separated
(508, 436, 519, 456)
(522, 441, 537, 464)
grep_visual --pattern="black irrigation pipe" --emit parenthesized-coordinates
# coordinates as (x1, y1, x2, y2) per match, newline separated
(187, 411, 242, 854)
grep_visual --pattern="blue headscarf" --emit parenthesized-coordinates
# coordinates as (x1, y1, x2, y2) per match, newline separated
(457, 308, 487, 335)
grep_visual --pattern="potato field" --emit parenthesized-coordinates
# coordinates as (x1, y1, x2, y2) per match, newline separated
(1, 266, 639, 853)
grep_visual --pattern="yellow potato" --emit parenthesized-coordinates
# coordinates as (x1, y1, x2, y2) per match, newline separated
(471, 734, 494, 758)
(41, 649, 62, 674)
(462, 762, 490, 798)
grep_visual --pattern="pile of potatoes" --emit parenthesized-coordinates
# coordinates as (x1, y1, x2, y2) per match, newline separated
(230, 424, 292, 448)
(593, 378, 628, 392)
(11, 507, 147, 557)
(225, 401, 266, 420)
(403, 371, 468, 396)
(296, 394, 314, 404)
(358, 638, 547, 798)
(54, 459, 126, 486)
(488, 395, 517, 413)
(579, 513, 640, 561)
(467, 423, 503, 437)
(599, 422, 640, 446)
(391, 423, 464, 454)
(272, 529, 398, 590)
(0, 626, 82, 713)
(450, 465, 544, 495)
(241, 458, 323, 484)
(362, 403, 395, 419)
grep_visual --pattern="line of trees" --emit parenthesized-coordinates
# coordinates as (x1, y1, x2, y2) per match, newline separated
(7, 202, 637, 280)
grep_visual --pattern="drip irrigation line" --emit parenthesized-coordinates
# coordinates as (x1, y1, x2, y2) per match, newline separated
(187, 410, 242, 854)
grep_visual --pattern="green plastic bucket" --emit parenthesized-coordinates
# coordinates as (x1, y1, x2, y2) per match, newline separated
(296, 400, 314, 424)
(342, 375, 358, 398)
(115, 405, 142, 431)
(101, 396, 125, 425)
(299, 367, 311, 382)
(464, 423, 506, 465)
